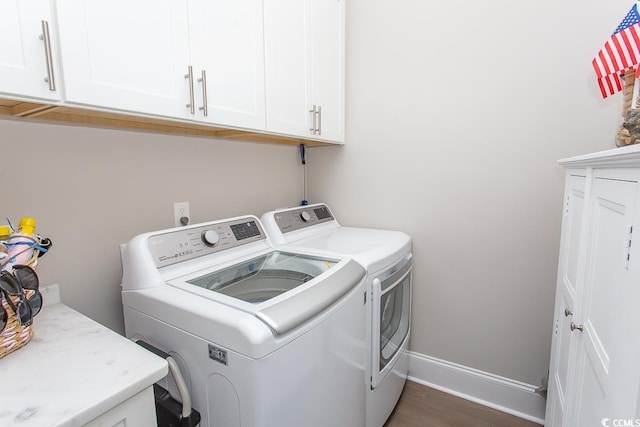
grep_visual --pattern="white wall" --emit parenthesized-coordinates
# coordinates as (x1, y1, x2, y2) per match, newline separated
(1, 0, 631, 394)
(308, 0, 629, 386)
(1, 118, 302, 332)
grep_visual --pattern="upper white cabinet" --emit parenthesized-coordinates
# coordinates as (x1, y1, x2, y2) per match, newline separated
(308, 0, 344, 143)
(55, 0, 266, 129)
(54, 0, 192, 119)
(263, 0, 308, 137)
(5, 0, 344, 145)
(264, 0, 345, 143)
(546, 146, 640, 426)
(0, 0, 61, 102)
(188, 0, 266, 130)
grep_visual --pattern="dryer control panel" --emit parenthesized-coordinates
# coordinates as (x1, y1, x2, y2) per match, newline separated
(273, 204, 334, 234)
(148, 217, 266, 268)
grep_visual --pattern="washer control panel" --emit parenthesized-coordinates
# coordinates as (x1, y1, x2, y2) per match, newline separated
(273, 204, 334, 234)
(148, 217, 265, 268)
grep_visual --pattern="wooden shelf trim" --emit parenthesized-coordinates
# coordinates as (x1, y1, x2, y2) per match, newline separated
(0, 98, 334, 147)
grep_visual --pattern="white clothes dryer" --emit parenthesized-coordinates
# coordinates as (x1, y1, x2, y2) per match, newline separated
(121, 215, 367, 427)
(261, 204, 412, 427)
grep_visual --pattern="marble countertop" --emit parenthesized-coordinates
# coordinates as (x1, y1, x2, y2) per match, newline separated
(0, 285, 168, 427)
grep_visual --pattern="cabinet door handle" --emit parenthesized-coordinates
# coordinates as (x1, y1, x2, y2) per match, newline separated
(198, 69, 208, 117)
(309, 105, 317, 134)
(570, 322, 584, 332)
(185, 66, 195, 114)
(316, 105, 322, 136)
(39, 20, 56, 91)
(564, 308, 573, 317)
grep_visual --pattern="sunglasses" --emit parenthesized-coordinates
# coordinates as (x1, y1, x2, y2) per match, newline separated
(12, 265, 42, 318)
(0, 265, 43, 332)
(0, 303, 7, 334)
(0, 271, 33, 329)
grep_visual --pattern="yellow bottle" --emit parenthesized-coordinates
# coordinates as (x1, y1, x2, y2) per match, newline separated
(0, 226, 10, 264)
(0, 226, 10, 240)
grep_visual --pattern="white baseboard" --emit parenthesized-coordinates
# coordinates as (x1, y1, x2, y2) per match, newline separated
(407, 351, 546, 425)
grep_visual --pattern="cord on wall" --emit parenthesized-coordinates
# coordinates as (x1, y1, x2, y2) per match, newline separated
(300, 144, 308, 206)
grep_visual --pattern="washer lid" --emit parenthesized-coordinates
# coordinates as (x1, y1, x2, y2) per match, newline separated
(186, 250, 337, 304)
(176, 251, 366, 335)
(255, 259, 364, 335)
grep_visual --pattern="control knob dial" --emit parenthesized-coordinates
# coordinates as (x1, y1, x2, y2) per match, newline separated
(300, 211, 312, 222)
(201, 230, 220, 247)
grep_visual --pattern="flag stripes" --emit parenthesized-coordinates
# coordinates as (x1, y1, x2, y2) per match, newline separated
(592, 5, 640, 99)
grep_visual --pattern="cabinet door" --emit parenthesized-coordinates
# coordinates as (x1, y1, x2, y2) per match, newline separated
(568, 174, 640, 425)
(188, 0, 265, 130)
(0, 0, 60, 101)
(546, 173, 586, 427)
(308, 0, 345, 143)
(55, 0, 191, 119)
(264, 0, 344, 143)
(264, 0, 311, 138)
(85, 387, 157, 427)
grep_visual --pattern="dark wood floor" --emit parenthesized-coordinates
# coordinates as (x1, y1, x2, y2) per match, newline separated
(384, 381, 543, 427)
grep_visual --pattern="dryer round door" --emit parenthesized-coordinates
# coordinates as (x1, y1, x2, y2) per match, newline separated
(371, 254, 412, 388)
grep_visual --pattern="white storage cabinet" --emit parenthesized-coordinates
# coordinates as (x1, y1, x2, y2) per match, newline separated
(0, 0, 61, 102)
(546, 146, 640, 426)
(57, 0, 265, 130)
(84, 387, 157, 427)
(54, 0, 265, 129)
(264, 0, 345, 143)
(187, 0, 266, 130)
(10, 0, 345, 144)
(54, 0, 192, 119)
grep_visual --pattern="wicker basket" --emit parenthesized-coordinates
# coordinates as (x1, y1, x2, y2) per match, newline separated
(0, 289, 36, 358)
(0, 249, 42, 359)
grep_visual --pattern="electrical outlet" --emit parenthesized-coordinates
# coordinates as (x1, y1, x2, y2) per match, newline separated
(174, 202, 190, 227)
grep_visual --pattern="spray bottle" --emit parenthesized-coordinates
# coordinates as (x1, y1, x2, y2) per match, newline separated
(2, 218, 37, 271)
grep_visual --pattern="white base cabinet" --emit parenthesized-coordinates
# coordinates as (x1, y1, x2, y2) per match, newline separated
(0, 296, 167, 427)
(546, 146, 640, 426)
(85, 387, 157, 427)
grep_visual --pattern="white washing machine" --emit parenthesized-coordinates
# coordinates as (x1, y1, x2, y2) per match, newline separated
(261, 203, 412, 427)
(121, 215, 367, 427)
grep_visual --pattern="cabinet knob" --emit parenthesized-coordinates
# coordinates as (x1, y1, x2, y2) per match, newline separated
(570, 322, 584, 332)
(564, 308, 573, 317)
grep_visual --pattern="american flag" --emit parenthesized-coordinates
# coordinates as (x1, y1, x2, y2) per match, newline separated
(592, 4, 640, 98)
